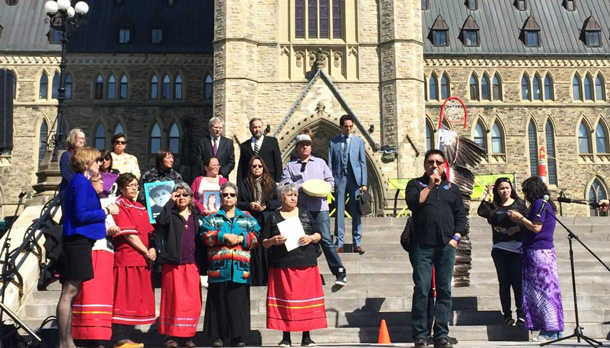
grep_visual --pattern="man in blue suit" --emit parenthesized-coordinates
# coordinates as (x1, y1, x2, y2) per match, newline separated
(328, 114, 368, 254)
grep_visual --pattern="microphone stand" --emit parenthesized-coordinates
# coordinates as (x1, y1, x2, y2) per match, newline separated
(539, 206, 608, 347)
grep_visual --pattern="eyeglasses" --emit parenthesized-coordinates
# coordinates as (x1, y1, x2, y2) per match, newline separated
(178, 193, 191, 198)
(300, 162, 307, 172)
(222, 193, 236, 198)
(251, 164, 263, 169)
(426, 160, 444, 166)
(114, 141, 126, 145)
(95, 158, 103, 163)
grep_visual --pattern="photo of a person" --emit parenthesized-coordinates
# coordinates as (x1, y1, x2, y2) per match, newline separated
(203, 191, 220, 213)
(144, 181, 175, 222)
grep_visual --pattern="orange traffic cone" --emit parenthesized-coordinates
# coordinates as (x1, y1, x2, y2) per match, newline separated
(378, 319, 391, 344)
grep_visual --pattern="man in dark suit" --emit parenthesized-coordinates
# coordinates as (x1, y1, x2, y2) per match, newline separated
(237, 118, 283, 183)
(195, 117, 235, 178)
(328, 114, 368, 254)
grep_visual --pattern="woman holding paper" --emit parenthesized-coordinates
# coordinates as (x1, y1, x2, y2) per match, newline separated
(262, 182, 326, 347)
(200, 182, 260, 348)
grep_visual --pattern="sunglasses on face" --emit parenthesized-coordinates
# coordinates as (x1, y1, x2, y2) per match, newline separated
(222, 193, 236, 198)
(114, 141, 126, 145)
(251, 164, 263, 169)
(177, 193, 191, 198)
(426, 160, 444, 166)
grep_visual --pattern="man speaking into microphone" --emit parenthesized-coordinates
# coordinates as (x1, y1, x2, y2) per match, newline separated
(406, 150, 466, 348)
(508, 176, 564, 342)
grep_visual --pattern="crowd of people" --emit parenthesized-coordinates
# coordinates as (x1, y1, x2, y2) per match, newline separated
(55, 116, 589, 348)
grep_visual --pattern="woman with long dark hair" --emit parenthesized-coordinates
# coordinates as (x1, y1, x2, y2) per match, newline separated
(509, 176, 564, 342)
(477, 177, 528, 326)
(237, 156, 280, 286)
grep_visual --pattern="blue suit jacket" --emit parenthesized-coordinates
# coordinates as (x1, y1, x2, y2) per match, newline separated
(62, 173, 106, 240)
(328, 134, 367, 187)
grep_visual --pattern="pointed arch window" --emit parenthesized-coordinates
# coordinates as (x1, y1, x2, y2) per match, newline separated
(150, 75, 159, 99)
(429, 75, 438, 100)
(584, 75, 594, 100)
(169, 123, 180, 153)
(114, 123, 124, 135)
(469, 75, 479, 101)
(52, 73, 60, 99)
(174, 74, 183, 100)
(39, 119, 48, 165)
(65, 74, 72, 99)
(544, 74, 553, 100)
(204, 74, 213, 100)
(492, 74, 501, 100)
(39, 73, 48, 99)
(521, 76, 530, 100)
(95, 74, 104, 99)
(595, 75, 605, 101)
(533, 75, 542, 101)
(426, 120, 435, 151)
(162, 74, 171, 99)
(528, 120, 539, 177)
(491, 122, 504, 154)
(108, 75, 116, 99)
(481, 75, 490, 101)
(596, 123, 608, 154)
(150, 123, 162, 154)
(573, 75, 582, 100)
(579, 122, 591, 154)
(120, 74, 128, 99)
(440, 74, 450, 99)
(545, 120, 558, 185)
(474, 121, 486, 150)
(590, 179, 608, 216)
(95, 123, 106, 150)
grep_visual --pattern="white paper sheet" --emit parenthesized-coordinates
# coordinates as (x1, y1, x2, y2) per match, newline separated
(277, 216, 306, 252)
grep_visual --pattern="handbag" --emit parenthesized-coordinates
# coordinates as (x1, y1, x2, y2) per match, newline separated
(356, 192, 373, 215)
(400, 216, 414, 252)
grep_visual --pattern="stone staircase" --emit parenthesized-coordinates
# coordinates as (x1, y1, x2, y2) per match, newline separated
(16, 217, 610, 346)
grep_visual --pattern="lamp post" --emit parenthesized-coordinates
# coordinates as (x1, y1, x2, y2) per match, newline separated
(44, 0, 89, 161)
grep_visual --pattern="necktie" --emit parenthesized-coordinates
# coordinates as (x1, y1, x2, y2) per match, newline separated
(213, 138, 218, 156)
(254, 140, 259, 154)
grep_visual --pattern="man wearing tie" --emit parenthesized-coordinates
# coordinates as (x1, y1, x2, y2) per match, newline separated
(328, 114, 368, 254)
(195, 117, 235, 178)
(237, 118, 283, 183)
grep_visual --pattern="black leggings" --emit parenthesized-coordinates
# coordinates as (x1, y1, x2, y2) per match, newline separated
(491, 248, 524, 319)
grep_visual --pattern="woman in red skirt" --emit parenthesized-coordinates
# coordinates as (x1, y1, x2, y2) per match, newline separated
(262, 182, 326, 347)
(111, 173, 157, 348)
(155, 183, 206, 348)
(71, 173, 119, 347)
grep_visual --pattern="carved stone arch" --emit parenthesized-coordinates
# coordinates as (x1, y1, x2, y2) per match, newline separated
(91, 117, 109, 150)
(584, 176, 609, 216)
(574, 112, 593, 135)
(147, 116, 165, 161)
(113, 116, 128, 137)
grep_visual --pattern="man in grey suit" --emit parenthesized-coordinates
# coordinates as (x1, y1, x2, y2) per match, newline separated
(195, 117, 235, 178)
(328, 114, 368, 254)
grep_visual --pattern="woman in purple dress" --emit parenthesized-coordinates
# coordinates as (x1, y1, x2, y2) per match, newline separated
(508, 176, 563, 342)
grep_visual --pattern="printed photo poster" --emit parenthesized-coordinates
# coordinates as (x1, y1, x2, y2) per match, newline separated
(144, 181, 175, 223)
(202, 190, 221, 214)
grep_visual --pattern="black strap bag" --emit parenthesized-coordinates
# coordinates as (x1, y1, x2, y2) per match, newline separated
(400, 216, 414, 252)
(356, 192, 373, 215)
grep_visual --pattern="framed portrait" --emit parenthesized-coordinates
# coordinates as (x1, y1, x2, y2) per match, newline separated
(201, 190, 221, 214)
(143, 181, 175, 223)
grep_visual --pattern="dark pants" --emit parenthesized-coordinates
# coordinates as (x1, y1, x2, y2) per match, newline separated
(491, 248, 524, 320)
(411, 243, 456, 341)
(310, 210, 343, 275)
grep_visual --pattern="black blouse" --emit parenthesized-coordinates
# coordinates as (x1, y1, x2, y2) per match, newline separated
(477, 199, 528, 244)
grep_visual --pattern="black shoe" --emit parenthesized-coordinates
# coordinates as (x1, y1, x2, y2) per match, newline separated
(414, 338, 427, 347)
(230, 338, 245, 347)
(516, 317, 525, 326)
(278, 340, 291, 347)
(213, 338, 224, 347)
(433, 337, 453, 348)
(300, 337, 316, 347)
(504, 317, 516, 326)
(334, 268, 347, 286)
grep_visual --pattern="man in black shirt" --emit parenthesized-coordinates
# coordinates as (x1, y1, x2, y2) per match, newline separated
(406, 149, 466, 348)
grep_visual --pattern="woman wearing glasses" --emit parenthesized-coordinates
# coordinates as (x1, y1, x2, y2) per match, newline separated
(111, 173, 157, 348)
(200, 182, 260, 348)
(508, 176, 564, 342)
(111, 133, 141, 179)
(237, 155, 280, 286)
(477, 177, 528, 326)
(191, 157, 228, 214)
(155, 183, 206, 348)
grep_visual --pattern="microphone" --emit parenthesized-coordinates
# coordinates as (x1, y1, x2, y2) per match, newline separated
(18, 191, 27, 199)
(432, 169, 441, 185)
(536, 194, 550, 218)
(557, 196, 600, 208)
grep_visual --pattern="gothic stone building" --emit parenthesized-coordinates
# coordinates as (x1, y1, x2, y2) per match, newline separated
(2, 0, 610, 217)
